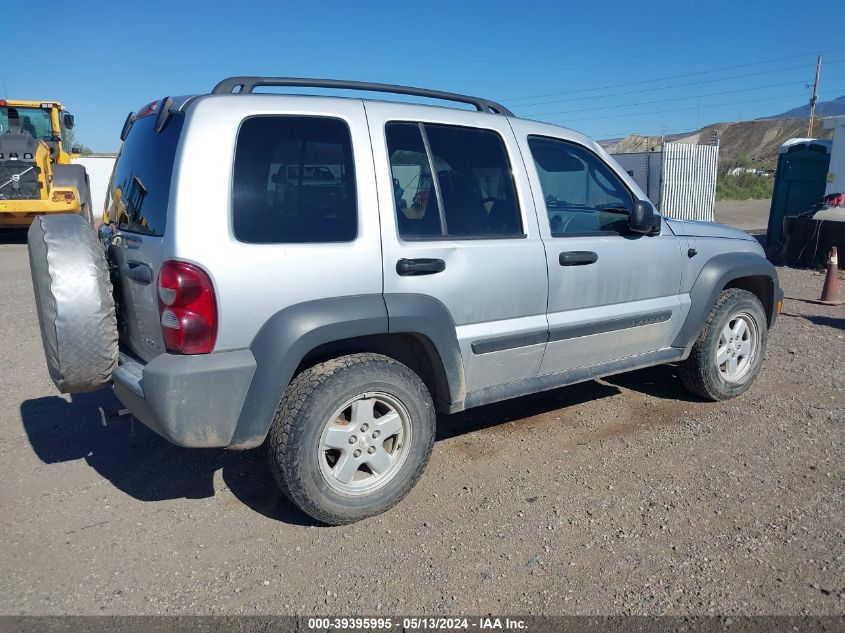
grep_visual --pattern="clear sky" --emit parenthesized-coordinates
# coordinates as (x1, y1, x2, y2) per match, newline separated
(3, 0, 843, 152)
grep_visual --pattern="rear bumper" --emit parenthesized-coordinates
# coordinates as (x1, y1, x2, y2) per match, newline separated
(112, 348, 257, 448)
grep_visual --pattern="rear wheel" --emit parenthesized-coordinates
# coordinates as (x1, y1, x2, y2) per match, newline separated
(678, 288, 767, 400)
(267, 353, 436, 525)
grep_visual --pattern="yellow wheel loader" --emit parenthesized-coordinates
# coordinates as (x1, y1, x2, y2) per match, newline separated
(0, 99, 93, 228)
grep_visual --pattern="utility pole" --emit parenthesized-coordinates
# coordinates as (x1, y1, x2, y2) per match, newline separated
(808, 52, 822, 137)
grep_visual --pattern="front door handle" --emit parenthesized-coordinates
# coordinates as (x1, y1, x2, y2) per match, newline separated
(559, 251, 598, 266)
(396, 258, 446, 276)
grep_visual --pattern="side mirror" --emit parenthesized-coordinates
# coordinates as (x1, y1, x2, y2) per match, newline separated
(629, 199, 661, 235)
(71, 147, 81, 155)
(63, 113, 75, 129)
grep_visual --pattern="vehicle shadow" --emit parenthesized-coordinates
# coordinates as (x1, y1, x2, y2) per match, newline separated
(19, 391, 313, 526)
(436, 378, 620, 441)
(601, 363, 703, 403)
(19, 365, 690, 526)
(781, 312, 844, 330)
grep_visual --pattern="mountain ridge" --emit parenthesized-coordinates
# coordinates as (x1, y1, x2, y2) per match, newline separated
(600, 94, 844, 166)
(763, 94, 845, 120)
(601, 117, 835, 168)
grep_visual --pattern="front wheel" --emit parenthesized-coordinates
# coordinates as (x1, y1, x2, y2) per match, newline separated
(267, 353, 436, 525)
(678, 288, 768, 401)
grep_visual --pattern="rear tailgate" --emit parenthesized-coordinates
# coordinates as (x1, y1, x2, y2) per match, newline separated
(105, 107, 184, 362)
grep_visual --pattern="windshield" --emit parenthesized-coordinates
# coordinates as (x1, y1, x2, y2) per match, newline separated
(0, 107, 55, 140)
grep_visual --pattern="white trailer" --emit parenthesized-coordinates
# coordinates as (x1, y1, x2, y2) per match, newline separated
(816, 116, 845, 221)
(823, 116, 845, 195)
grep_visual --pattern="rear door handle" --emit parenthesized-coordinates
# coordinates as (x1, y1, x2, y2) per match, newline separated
(396, 258, 446, 276)
(113, 234, 142, 248)
(126, 261, 152, 285)
(559, 251, 598, 266)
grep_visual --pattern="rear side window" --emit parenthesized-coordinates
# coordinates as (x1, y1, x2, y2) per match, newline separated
(386, 122, 522, 239)
(107, 113, 184, 236)
(232, 116, 356, 243)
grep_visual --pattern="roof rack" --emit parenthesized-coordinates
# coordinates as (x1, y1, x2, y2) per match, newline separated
(211, 76, 514, 116)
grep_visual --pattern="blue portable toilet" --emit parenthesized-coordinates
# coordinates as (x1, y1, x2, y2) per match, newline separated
(766, 138, 832, 256)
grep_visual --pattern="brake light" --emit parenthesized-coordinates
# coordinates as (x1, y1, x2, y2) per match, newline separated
(134, 100, 160, 119)
(157, 261, 217, 354)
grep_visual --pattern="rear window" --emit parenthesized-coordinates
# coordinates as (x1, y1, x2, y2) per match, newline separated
(232, 116, 357, 243)
(107, 113, 184, 236)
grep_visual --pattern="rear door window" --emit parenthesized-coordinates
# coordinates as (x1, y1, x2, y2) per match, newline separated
(386, 122, 522, 239)
(107, 113, 184, 236)
(232, 116, 357, 243)
(385, 122, 443, 238)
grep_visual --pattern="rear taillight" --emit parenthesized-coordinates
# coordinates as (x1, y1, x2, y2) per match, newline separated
(157, 261, 217, 354)
(134, 100, 160, 119)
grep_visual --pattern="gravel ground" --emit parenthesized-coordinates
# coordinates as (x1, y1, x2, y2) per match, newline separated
(0, 213, 842, 616)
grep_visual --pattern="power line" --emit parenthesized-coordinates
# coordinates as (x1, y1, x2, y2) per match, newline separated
(581, 79, 842, 140)
(523, 76, 838, 118)
(510, 60, 845, 109)
(545, 90, 837, 124)
(593, 97, 843, 141)
(504, 46, 845, 102)
(594, 126, 700, 140)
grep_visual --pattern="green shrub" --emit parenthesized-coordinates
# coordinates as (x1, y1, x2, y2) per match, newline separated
(716, 173, 774, 200)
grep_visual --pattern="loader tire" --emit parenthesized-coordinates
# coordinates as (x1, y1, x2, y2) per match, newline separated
(27, 213, 118, 393)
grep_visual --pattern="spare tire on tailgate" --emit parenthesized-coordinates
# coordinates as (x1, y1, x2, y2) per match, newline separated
(27, 214, 118, 393)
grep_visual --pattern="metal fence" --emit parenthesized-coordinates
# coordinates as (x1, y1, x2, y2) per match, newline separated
(612, 141, 719, 222)
(659, 142, 719, 221)
(612, 151, 663, 207)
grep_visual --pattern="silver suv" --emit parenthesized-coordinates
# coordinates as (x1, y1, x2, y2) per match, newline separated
(29, 77, 782, 525)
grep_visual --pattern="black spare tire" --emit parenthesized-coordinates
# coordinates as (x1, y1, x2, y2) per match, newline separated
(27, 214, 118, 393)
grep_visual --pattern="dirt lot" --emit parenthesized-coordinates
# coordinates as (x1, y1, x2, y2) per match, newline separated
(714, 199, 771, 233)
(0, 206, 843, 615)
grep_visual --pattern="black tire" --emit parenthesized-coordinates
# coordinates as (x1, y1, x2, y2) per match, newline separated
(267, 353, 436, 525)
(678, 288, 768, 401)
(27, 213, 118, 393)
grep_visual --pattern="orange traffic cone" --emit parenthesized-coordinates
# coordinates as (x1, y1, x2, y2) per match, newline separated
(816, 246, 844, 305)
